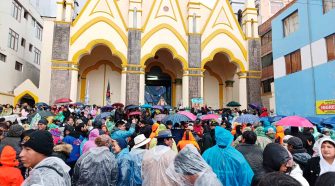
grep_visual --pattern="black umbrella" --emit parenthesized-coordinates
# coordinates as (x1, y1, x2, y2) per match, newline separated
(226, 101, 241, 107)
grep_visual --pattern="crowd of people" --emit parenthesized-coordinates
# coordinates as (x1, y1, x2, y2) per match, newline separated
(0, 103, 335, 186)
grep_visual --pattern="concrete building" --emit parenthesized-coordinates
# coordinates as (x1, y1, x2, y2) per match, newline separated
(0, 0, 44, 105)
(272, 0, 335, 117)
(10, 0, 261, 109)
(255, 0, 293, 24)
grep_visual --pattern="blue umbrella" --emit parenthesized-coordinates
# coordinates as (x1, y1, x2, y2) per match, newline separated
(152, 105, 164, 110)
(95, 112, 112, 121)
(101, 105, 113, 112)
(248, 103, 261, 110)
(260, 117, 271, 123)
(125, 105, 139, 110)
(305, 117, 324, 125)
(140, 104, 152, 109)
(35, 102, 49, 107)
(235, 114, 260, 124)
(270, 115, 286, 122)
(161, 113, 190, 124)
(164, 105, 172, 110)
(321, 116, 335, 128)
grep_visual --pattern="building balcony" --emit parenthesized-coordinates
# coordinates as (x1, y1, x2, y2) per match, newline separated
(261, 42, 272, 56)
(261, 65, 274, 79)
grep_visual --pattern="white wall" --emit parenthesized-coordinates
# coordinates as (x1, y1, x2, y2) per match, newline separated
(204, 71, 220, 109)
(273, 57, 286, 79)
(311, 38, 328, 67)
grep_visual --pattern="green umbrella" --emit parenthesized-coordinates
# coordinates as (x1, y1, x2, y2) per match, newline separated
(226, 101, 241, 107)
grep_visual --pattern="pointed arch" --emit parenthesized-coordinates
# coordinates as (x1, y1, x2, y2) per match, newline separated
(70, 17, 128, 46)
(14, 91, 39, 106)
(141, 24, 188, 52)
(201, 48, 246, 72)
(72, 39, 127, 66)
(141, 44, 188, 69)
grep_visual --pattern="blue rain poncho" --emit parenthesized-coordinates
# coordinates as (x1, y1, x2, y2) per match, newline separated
(202, 127, 254, 186)
(116, 148, 135, 186)
(129, 148, 147, 185)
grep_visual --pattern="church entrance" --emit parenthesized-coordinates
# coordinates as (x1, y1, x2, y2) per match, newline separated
(145, 66, 172, 105)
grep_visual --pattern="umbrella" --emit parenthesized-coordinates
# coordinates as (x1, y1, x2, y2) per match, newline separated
(30, 110, 54, 118)
(201, 114, 220, 121)
(140, 104, 152, 109)
(125, 105, 139, 110)
(73, 102, 84, 106)
(112, 103, 124, 107)
(101, 105, 114, 112)
(226, 101, 241, 107)
(95, 112, 112, 121)
(154, 114, 167, 122)
(35, 102, 49, 107)
(260, 117, 271, 123)
(270, 115, 286, 122)
(164, 105, 172, 110)
(235, 114, 260, 124)
(152, 105, 164, 110)
(305, 117, 324, 125)
(162, 113, 190, 124)
(321, 116, 335, 128)
(128, 111, 142, 116)
(276, 116, 314, 127)
(54, 98, 72, 104)
(178, 111, 197, 121)
(248, 103, 260, 110)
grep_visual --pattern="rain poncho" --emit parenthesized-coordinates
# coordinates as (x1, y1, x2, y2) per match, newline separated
(22, 157, 71, 186)
(166, 144, 222, 186)
(73, 147, 118, 186)
(115, 148, 134, 186)
(142, 145, 177, 186)
(263, 121, 276, 133)
(177, 131, 200, 151)
(202, 127, 254, 186)
(82, 129, 99, 154)
(254, 127, 272, 150)
(129, 148, 147, 185)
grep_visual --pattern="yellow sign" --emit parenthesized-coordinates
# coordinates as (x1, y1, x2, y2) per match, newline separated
(316, 100, 335, 115)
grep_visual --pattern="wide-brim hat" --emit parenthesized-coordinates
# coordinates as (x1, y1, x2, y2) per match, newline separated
(156, 129, 174, 139)
(132, 134, 151, 149)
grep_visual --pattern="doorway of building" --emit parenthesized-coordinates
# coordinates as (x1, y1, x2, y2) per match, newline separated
(145, 66, 171, 105)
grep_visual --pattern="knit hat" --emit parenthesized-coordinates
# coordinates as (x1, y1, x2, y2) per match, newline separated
(287, 137, 303, 149)
(0, 145, 19, 167)
(7, 124, 24, 137)
(114, 138, 127, 149)
(21, 130, 54, 156)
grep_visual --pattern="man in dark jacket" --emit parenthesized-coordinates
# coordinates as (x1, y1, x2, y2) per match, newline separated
(287, 136, 311, 170)
(236, 131, 263, 176)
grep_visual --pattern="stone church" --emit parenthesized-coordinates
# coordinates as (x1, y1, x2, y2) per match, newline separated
(15, 0, 261, 109)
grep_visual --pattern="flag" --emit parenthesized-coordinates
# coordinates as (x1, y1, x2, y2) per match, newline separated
(106, 80, 111, 105)
(85, 80, 89, 105)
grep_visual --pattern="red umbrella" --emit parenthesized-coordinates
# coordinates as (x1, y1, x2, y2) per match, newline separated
(54, 98, 72, 104)
(276, 116, 313, 127)
(112, 102, 124, 107)
(178, 111, 197, 121)
(201, 114, 220, 121)
(128, 111, 142, 116)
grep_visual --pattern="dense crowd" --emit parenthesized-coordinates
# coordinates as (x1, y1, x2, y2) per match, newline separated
(0, 103, 334, 186)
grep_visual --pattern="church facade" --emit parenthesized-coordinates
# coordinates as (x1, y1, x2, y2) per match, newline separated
(14, 0, 261, 109)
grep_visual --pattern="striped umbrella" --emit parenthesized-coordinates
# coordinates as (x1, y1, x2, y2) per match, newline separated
(235, 114, 260, 124)
(161, 113, 190, 124)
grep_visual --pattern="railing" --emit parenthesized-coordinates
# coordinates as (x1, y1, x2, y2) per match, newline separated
(261, 42, 272, 56)
(261, 65, 274, 79)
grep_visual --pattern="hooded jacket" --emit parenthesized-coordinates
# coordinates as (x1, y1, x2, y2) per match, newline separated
(73, 146, 118, 186)
(202, 127, 254, 186)
(177, 131, 200, 151)
(22, 157, 71, 186)
(82, 129, 99, 154)
(262, 143, 290, 172)
(303, 138, 335, 186)
(0, 146, 23, 186)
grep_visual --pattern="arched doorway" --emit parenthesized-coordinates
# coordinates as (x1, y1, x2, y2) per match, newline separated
(14, 91, 38, 107)
(78, 45, 122, 105)
(143, 48, 184, 107)
(145, 66, 172, 105)
(19, 94, 35, 107)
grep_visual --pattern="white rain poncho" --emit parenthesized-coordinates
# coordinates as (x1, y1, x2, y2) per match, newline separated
(166, 144, 222, 186)
(73, 146, 118, 186)
(142, 145, 177, 186)
(22, 157, 71, 186)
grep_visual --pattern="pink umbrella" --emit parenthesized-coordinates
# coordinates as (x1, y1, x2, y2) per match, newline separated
(178, 111, 197, 121)
(276, 116, 313, 127)
(54, 98, 72, 104)
(128, 111, 142, 116)
(201, 114, 220, 121)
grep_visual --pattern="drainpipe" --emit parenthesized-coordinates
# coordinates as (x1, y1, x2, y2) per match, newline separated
(306, 0, 317, 115)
